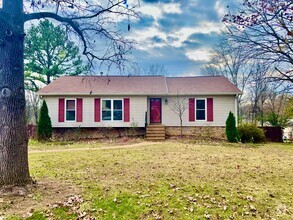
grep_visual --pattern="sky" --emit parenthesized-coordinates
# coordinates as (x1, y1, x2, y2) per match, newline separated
(19, 0, 236, 77)
(121, 0, 235, 76)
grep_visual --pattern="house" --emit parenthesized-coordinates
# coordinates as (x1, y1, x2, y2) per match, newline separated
(37, 75, 242, 140)
(284, 119, 293, 141)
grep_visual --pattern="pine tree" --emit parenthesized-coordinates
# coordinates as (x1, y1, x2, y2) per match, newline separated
(37, 101, 52, 141)
(226, 111, 239, 143)
(24, 19, 86, 92)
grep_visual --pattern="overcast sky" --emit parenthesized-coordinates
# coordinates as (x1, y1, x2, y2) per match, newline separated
(21, 0, 237, 77)
(121, 0, 236, 76)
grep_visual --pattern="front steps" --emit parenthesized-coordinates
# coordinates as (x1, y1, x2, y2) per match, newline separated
(146, 124, 165, 141)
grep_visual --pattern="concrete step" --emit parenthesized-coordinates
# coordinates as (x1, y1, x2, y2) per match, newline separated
(146, 124, 166, 141)
(147, 130, 165, 133)
(148, 124, 165, 127)
(147, 125, 165, 128)
(147, 130, 165, 132)
(146, 137, 166, 141)
(147, 126, 165, 130)
(147, 128, 165, 132)
(146, 132, 165, 135)
(147, 134, 166, 138)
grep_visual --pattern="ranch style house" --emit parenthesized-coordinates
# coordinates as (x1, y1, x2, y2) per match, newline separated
(37, 75, 242, 140)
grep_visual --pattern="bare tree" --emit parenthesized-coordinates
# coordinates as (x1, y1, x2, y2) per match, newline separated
(247, 63, 270, 124)
(147, 64, 166, 76)
(202, 35, 253, 117)
(130, 64, 145, 76)
(244, 66, 291, 125)
(0, 0, 139, 186)
(168, 94, 188, 138)
(131, 64, 166, 76)
(266, 83, 289, 113)
(25, 91, 40, 125)
(223, 0, 293, 83)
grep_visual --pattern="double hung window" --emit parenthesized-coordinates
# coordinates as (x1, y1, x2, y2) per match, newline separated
(102, 99, 123, 121)
(66, 99, 76, 121)
(196, 99, 206, 120)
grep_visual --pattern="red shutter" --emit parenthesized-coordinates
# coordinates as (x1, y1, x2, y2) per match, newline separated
(207, 98, 214, 122)
(189, 98, 195, 122)
(76, 98, 83, 122)
(124, 98, 130, 122)
(58, 98, 65, 122)
(94, 98, 100, 122)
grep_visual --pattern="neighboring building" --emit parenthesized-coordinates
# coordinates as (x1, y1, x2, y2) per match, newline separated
(284, 119, 293, 141)
(37, 75, 242, 140)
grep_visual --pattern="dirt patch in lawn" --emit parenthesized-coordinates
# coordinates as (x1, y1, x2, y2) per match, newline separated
(29, 141, 160, 153)
(0, 180, 80, 218)
(28, 137, 146, 151)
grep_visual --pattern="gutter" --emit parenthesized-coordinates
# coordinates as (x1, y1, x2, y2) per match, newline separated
(38, 92, 243, 96)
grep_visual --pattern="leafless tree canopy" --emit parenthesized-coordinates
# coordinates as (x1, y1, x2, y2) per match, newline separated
(202, 35, 254, 108)
(223, 0, 293, 83)
(131, 64, 166, 76)
(202, 32, 292, 123)
(168, 94, 188, 137)
(23, 0, 140, 70)
(169, 96, 188, 121)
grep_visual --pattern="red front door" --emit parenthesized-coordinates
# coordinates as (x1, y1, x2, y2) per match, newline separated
(150, 98, 161, 123)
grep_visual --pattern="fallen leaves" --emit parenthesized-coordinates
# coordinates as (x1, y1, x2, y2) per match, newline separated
(246, 195, 255, 202)
(276, 204, 290, 215)
(5, 141, 292, 219)
(27, 195, 97, 220)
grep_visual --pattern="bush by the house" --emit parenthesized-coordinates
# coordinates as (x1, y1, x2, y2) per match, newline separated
(225, 111, 239, 143)
(238, 123, 266, 143)
(37, 100, 52, 141)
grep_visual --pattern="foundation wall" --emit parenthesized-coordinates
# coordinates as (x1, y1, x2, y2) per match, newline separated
(165, 126, 226, 140)
(53, 127, 145, 141)
(52, 126, 226, 141)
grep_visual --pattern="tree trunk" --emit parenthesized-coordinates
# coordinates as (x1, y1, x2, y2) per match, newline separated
(180, 118, 183, 138)
(46, 74, 51, 85)
(252, 100, 258, 122)
(0, 0, 31, 186)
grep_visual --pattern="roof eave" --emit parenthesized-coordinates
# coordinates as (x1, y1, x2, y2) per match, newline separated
(37, 92, 169, 96)
(38, 92, 243, 96)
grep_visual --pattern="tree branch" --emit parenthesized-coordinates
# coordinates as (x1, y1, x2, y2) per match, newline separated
(23, 1, 139, 71)
(25, 12, 89, 54)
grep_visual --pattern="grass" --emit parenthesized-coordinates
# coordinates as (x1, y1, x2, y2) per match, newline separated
(28, 139, 101, 151)
(28, 138, 141, 151)
(2, 141, 293, 219)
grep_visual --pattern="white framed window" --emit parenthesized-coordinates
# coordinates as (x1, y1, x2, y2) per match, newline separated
(102, 99, 123, 121)
(196, 98, 206, 121)
(66, 99, 76, 121)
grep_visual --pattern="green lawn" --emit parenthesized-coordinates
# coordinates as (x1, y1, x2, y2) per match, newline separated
(2, 141, 293, 219)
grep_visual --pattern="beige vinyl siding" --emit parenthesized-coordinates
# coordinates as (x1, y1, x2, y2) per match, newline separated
(149, 95, 236, 127)
(43, 96, 147, 128)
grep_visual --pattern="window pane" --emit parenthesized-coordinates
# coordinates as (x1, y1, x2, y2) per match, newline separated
(114, 110, 122, 120)
(114, 100, 122, 110)
(196, 100, 205, 109)
(66, 100, 75, 110)
(102, 100, 111, 110)
(102, 110, 111, 121)
(196, 110, 205, 120)
(66, 111, 75, 121)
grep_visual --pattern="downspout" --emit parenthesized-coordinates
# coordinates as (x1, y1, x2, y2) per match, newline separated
(235, 95, 238, 127)
(163, 76, 169, 126)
